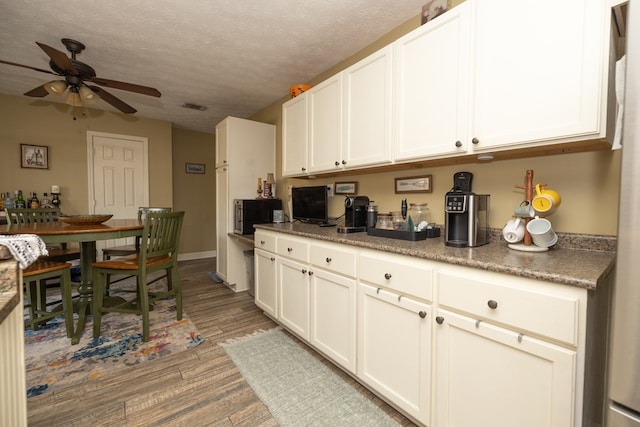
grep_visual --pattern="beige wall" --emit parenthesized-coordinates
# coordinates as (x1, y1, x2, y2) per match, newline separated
(171, 127, 215, 254)
(253, 10, 622, 237)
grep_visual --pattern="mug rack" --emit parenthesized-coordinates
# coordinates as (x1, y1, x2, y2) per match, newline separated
(509, 169, 548, 252)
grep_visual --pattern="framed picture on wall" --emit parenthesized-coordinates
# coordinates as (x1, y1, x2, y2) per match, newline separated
(395, 175, 432, 193)
(185, 163, 206, 174)
(21, 144, 49, 169)
(335, 182, 358, 195)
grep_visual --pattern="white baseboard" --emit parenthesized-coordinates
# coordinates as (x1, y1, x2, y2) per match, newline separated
(178, 250, 216, 261)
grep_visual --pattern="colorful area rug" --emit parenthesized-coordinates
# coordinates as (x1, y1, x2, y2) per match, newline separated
(221, 328, 400, 426)
(24, 281, 204, 398)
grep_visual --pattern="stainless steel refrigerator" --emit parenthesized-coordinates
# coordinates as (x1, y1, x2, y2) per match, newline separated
(608, 1, 640, 425)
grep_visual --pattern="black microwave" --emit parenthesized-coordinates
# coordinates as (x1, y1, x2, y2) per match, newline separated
(233, 199, 282, 235)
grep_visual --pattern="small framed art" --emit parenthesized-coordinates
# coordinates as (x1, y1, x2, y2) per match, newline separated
(21, 144, 49, 169)
(185, 163, 206, 174)
(395, 175, 432, 194)
(335, 182, 358, 195)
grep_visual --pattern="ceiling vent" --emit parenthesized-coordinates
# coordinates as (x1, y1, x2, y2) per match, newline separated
(181, 102, 207, 111)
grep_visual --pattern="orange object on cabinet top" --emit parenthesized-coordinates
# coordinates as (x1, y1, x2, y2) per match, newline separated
(289, 84, 312, 98)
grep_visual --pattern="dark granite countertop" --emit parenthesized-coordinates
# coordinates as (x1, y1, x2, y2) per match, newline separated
(254, 223, 616, 290)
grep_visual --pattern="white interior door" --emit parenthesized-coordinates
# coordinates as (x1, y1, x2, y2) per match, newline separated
(87, 131, 149, 254)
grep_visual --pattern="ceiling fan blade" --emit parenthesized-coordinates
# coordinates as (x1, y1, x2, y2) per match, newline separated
(24, 85, 50, 97)
(0, 59, 57, 75)
(90, 77, 161, 97)
(89, 85, 137, 114)
(36, 42, 78, 74)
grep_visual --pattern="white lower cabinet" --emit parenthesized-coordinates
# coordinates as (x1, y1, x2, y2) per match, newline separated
(357, 283, 431, 424)
(277, 257, 310, 340)
(434, 309, 576, 427)
(254, 248, 277, 318)
(310, 268, 356, 373)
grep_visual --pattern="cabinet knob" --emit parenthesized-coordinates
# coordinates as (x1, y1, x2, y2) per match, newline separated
(287, 247, 293, 252)
(419, 311, 427, 319)
(325, 257, 332, 263)
(270, 257, 275, 262)
(436, 316, 444, 325)
(335, 161, 340, 166)
(472, 137, 480, 145)
(302, 167, 306, 172)
(308, 271, 314, 276)
(260, 240, 265, 245)
(301, 269, 307, 274)
(384, 273, 392, 280)
(487, 299, 498, 309)
(455, 140, 462, 148)
(341, 160, 346, 165)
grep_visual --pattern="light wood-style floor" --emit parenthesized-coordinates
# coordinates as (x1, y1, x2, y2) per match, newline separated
(27, 258, 416, 427)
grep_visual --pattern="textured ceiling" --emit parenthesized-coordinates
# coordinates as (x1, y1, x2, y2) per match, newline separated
(0, 0, 426, 134)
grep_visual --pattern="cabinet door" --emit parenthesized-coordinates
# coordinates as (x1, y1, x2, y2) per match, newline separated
(255, 248, 277, 318)
(282, 95, 309, 177)
(434, 309, 576, 427)
(357, 283, 431, 424)
(215, 166, 228, 281)
(308, 75, 343, 173)
(469, 0, 607, 151)
(343, 45, 393, 168)
(310, 269, 356, 373)
(215, 119, 228, 168)
(393, 2, 470, 161)
(278, 257, 310, 340)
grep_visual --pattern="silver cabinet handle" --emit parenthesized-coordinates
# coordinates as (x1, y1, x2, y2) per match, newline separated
(325, 257, 332, 263)
(487, 300, 498, 309)
(436, 316, 444, 324)
(384, 273, 392, 280)
(419, 311, 427, 319)
(472, 137, 480, 145)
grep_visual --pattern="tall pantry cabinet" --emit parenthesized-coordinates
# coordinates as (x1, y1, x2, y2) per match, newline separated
(215, 116, 276, 292)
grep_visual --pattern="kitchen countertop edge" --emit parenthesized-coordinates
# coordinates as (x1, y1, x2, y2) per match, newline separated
(254, 223, 615, 290)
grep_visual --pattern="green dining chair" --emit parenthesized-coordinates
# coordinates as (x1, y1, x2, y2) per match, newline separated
(23, 259, 74, 338)
(91, 211, 185, 342)
(5, 208, 81, 262)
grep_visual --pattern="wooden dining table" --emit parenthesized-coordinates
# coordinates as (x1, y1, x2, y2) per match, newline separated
(2, 218, 143, 344)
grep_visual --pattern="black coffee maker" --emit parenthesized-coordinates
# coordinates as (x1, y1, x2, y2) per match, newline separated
(444, 172, 490, 247)
(338, 195, 369, 233)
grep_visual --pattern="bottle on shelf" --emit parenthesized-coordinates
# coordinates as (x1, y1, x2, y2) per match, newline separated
(15, 190, 26, 209)
(30, 192, 40, 209)
(4, 192, 14, 209)
(41, 192, 52, 208)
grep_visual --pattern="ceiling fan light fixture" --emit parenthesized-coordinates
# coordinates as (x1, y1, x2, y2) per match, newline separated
(44, 80, 67, 98)
(64, 86, 82, 107)
(79, 85, 99, 105)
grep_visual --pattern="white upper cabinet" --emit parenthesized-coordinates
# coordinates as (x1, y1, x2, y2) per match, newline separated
(468, 0, 610, 151)
(394, 2, 471, 161)
(308, 74, 343, 173)
(282, 94, 309, 177)
(342, 45, 394, 168)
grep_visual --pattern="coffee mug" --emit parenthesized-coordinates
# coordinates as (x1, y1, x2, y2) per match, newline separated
(502, 217, 525, 243)
(526, 217, 558, 247)
(514, 201, 535, 218)
(532, 184, 561, 215)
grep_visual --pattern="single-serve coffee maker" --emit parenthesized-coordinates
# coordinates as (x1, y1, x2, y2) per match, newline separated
(444, 172, 490, 247)
(338, 195, 369, 233)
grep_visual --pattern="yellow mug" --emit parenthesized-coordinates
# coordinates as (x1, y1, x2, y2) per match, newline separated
(532, 184, 561, 215)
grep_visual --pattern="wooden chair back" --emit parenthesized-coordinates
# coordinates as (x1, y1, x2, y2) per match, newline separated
(139, 211, 185, 266)
(5, 208, 62, 224)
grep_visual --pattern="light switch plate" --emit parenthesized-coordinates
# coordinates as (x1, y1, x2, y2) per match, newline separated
(327, 184, 334, 197)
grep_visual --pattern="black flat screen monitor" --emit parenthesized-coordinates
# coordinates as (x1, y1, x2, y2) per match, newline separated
(292, 185, 329, 224)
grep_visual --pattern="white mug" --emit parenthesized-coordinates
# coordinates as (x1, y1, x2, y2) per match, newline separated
(526, 217, 558, 248)
(502, 217, 525, 243)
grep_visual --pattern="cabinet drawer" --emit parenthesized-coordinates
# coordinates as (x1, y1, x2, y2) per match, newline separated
(254, 230, 276, 253)
(358, 250, 433, 301)
(437, 268, 584, 346)
(277, 236, 309, 262)
(310, 242, 357, 278)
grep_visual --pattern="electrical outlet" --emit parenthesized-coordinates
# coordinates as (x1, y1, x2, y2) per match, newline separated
(326, 184, 334, 197)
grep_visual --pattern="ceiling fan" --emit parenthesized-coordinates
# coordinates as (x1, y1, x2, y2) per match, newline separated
(0, 38, 161, 114)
